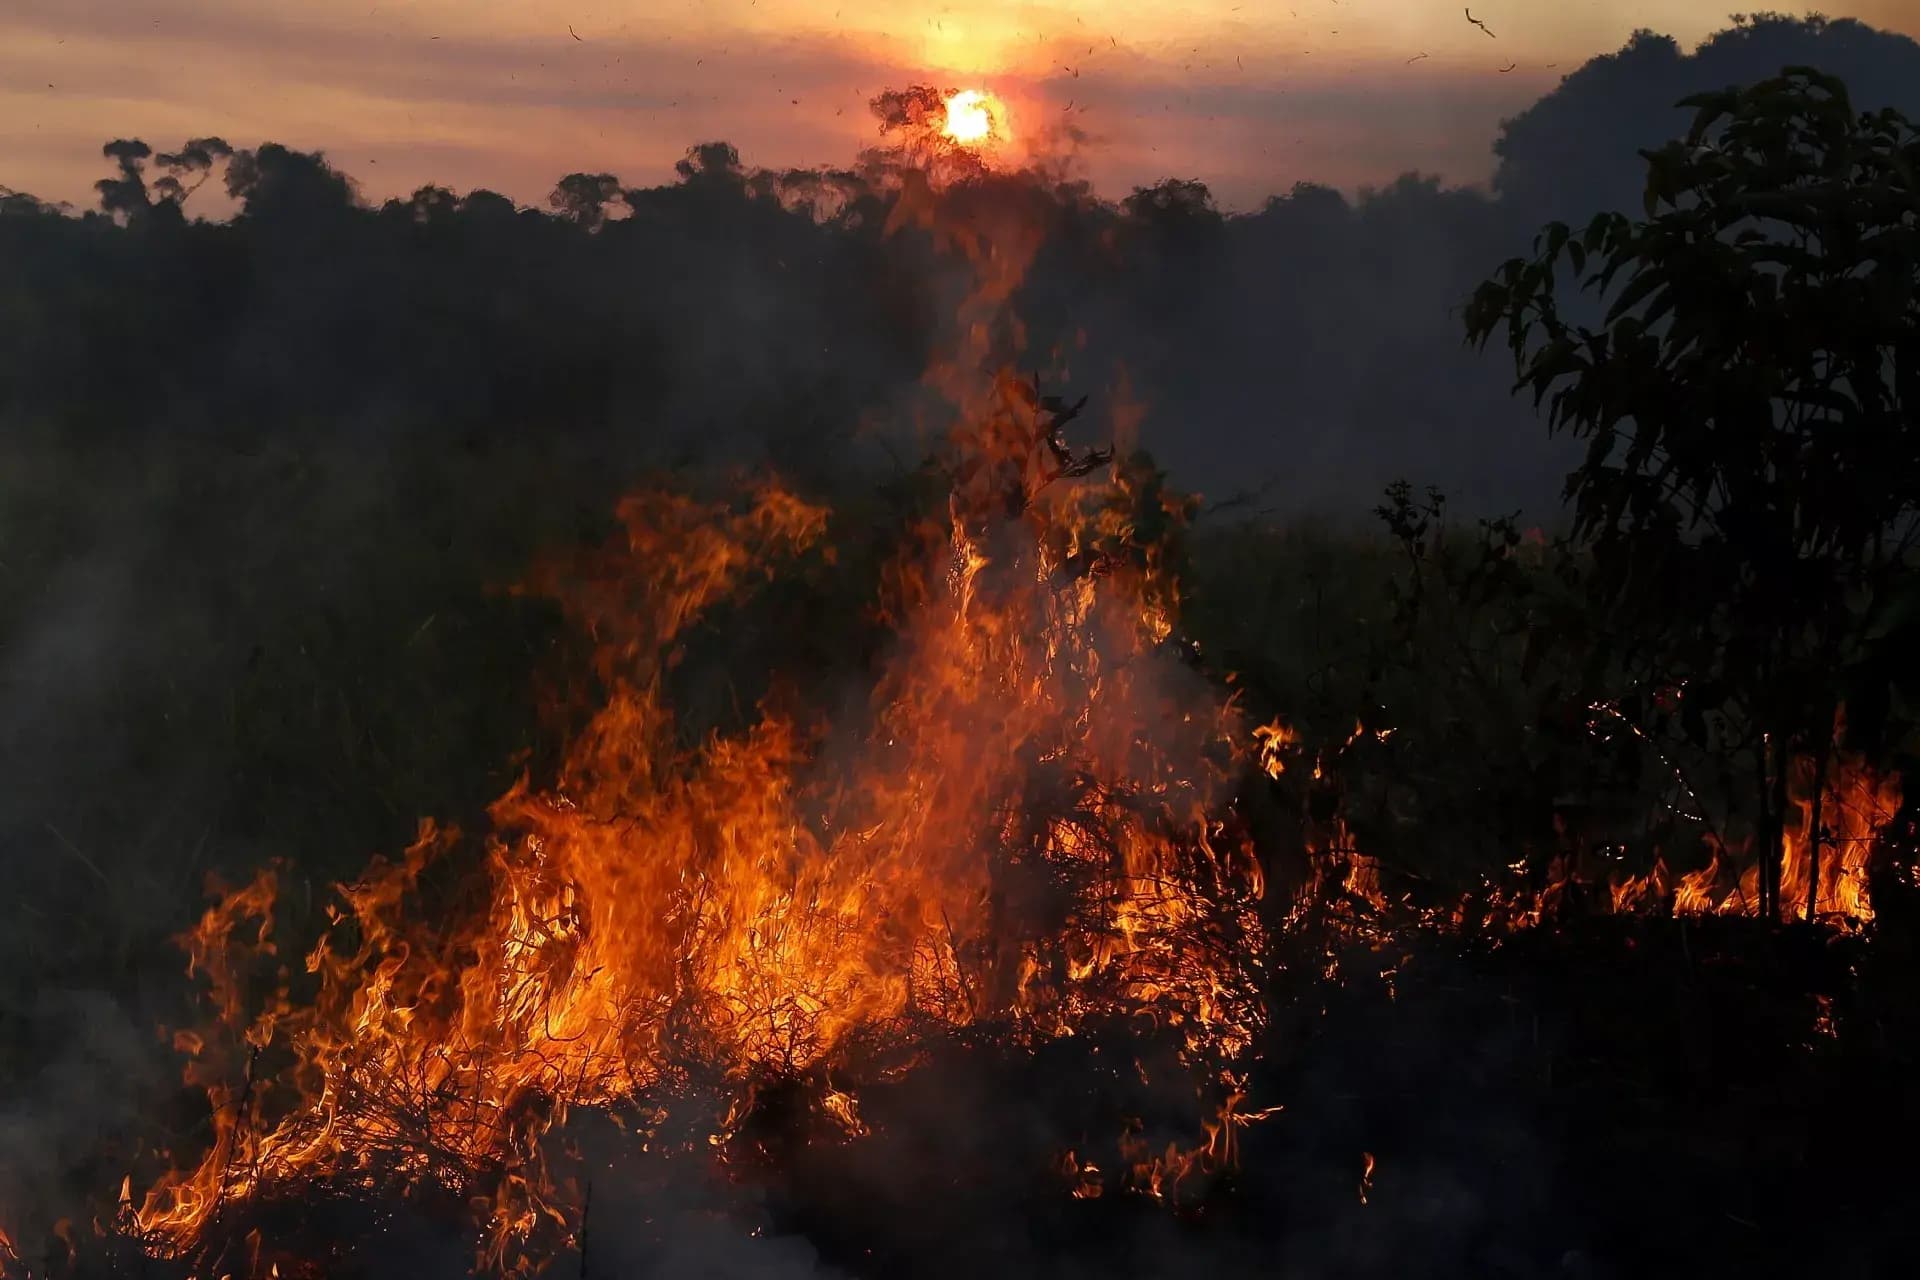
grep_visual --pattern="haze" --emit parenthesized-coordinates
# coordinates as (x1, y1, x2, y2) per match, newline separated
(9, 1, 1920, 211)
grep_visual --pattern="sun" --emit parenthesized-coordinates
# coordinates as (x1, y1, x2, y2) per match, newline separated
(941, 89, 998, 146)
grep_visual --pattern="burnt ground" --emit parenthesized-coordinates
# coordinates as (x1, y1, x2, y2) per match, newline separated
(34, 913, 1920, 1280)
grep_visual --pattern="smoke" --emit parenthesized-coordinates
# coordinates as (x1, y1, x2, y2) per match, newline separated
(2, 10, 1919, 1275)
(0, 989, 169, 1252)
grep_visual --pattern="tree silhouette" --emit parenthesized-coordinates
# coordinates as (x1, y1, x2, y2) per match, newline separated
(152, 136, 232, 206)
(95, 139, 152, 223)
(1467, 67, 1920, 918)
(674, 142, 745, 186)
(1492, 14, 1920, 222)
(225, 143, 356, 221)
(548, 172, 622, 229)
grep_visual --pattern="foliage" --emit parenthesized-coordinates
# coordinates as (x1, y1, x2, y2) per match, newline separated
(10, 42, 1920, 1265)
(1466, 67, 1920, 913)
(1186, 492, 1609, 893)
(1491, 13, 1920, 219)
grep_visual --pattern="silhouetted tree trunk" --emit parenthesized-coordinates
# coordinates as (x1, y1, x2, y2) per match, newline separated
(1760, 733, 1788, 920)
(1806, 710, 1836, 924)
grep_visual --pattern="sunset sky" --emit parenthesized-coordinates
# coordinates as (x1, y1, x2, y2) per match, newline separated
(5, 2, 1918, 212)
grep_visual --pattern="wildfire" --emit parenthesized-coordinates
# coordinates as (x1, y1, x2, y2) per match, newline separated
(45, 96, 1900, 1280)
(121, 253, 1272, 1274)
(113, 498, 1902, 1275)
(1486, 738, 1904, 931)
(941, 89, 1000, 146)
(126, 416, 1270, 1272)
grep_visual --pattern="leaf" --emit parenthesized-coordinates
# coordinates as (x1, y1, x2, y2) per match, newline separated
(1604, 267, 1668, 325)
(1678, 88, 1740, 143)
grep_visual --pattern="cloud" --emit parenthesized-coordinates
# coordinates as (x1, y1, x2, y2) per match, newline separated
(0, 0, 1555, 212)
(0, 1, 905, 208)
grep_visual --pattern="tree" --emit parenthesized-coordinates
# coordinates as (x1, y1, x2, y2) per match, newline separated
(225, 144, 357, 222)
(1465, 68, 1920, 919)
(548, 172, 622, 229)
(0, 186, 52, 218)
(95, 138, 153, 222)
(674, 142, 745, 187)
(1122, 178, 1219, 226)
(152, 136, 233, 206)
(1490, 15, 1920, 222)
(393, 183, 460, 225)
(458, 190, 519, 224)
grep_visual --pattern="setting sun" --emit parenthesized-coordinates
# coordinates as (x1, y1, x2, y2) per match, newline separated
(941, 89, 999, 145)
(10, 3, 1920, 1276)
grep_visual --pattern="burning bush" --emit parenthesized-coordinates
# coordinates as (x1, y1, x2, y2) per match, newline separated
(107, 358, 1287, 1276)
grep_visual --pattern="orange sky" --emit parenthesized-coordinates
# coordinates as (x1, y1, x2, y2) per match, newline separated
(5, 2, 1918, 211)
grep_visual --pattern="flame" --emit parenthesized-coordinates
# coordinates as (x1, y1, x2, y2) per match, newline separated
(131, 435, 1271, 1268)
(95, 117, 1912, 1279)
(1530, 736, 1902, 928)
(819, 1084, 869, 1139)
(941, 90, 1001, 146)
(1253, 717, 1295, 780)
(124, 167, 1278, 1271)
(1267, 702, 1901, 944)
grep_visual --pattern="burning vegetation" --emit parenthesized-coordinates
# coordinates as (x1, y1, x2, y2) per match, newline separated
(92, 404, 1911, 1276)
(88, 99, 1286, 1279)
(120, 373, 1279, 1275)
(4, 60, 1920, 1280)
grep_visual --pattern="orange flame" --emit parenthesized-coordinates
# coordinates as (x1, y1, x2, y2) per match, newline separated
(1549, 736, 1902, 928)
(127, 167, 1277, 1268)
(105, 124, 1909, 1280)
(1268, 704, 1901, 942)
(133, 437, 1271, 1267)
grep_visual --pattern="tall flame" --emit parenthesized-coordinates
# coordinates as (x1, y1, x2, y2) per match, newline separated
(123, 163, 1273, 1270)
(65, 120, 1903, 1280)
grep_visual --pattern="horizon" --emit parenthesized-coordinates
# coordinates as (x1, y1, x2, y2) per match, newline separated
(7, 2, 1920, 215)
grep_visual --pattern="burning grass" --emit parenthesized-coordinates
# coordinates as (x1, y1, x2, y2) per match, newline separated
(107, 370, 1279, 1278)
(5, 93, 1913, 1280)
(70, 371, 1904, 1279)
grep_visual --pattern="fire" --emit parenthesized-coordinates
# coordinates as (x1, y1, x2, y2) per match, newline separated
(62, 98, 1905, 1280)
(1606, 706, 1904, 924)
(127, 419, 1271, 1270)
(117, 508, 1901, 1272)
(121, 165, 1275, 1269)
(1506, 736, 1904, 929)
(941, 89, 1000, 146)
(1265, 703, 1903, 941)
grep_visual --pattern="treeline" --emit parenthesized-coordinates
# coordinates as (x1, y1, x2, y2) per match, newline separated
(5, 16, 1916, 513)
(3, 13, 1920, 1238)
(0, 130, 1534, 505)
(0, 12, 1915, 988)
